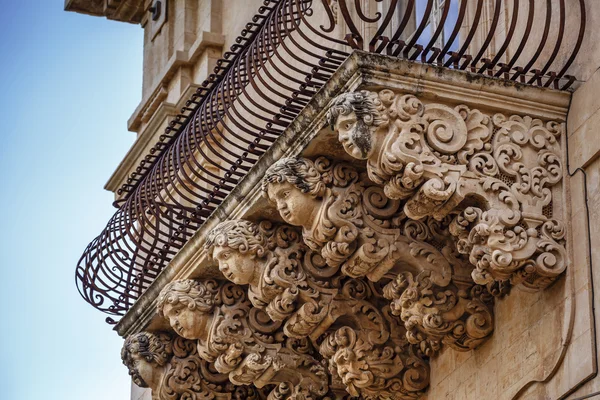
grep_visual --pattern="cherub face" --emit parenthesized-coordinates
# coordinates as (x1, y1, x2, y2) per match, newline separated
(266, 181, 321, 229)
(162, 303, 211, 341)
(335, 112, 373, 160)
(212, 246, 257, 285)
(129, 353, 156, 389)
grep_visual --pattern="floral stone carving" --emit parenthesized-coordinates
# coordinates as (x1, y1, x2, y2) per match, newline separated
(121, 331, 268, 399)
(326, 89, 567, 290)
(156, 279, 329, 400)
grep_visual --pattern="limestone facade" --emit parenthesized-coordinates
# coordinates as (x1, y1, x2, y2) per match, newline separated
(66, 1, 600, 399)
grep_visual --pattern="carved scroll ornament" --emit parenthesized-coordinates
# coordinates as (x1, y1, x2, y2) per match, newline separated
(120, 90, 568, 400)
(260, 157, 494, 355)
(157, 275, 430, 400)
(121, 331, 269, 399)
(261, 156, 453, 286)
(205, 219, 339, 339)
(156, 279, 329, 400)
(326, 90, 567, 290)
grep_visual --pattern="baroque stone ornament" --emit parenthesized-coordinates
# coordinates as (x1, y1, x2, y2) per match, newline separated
(262, 156, 453, 285)
(121, 331, 268, 399)
(260, 157, 495, 357)
(383, 272, 494, 356)
(157, 279, 329, 400)
(158, 274, 430, 400)
(205, 219, 339, 339)
(326, 89, 567, 290)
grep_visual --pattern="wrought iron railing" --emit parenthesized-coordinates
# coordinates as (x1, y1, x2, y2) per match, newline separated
(75, 0, 586, 323)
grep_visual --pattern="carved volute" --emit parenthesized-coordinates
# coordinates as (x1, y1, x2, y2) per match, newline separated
(156, 279, 329, 400)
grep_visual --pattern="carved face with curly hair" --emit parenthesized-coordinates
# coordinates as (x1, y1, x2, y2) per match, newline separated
(157, 279, 219, 340)
(262, 157, 326, 229)
(121, 332, 173, 389)
(205, 220, 266, 286)
(326, 90, 388, 159)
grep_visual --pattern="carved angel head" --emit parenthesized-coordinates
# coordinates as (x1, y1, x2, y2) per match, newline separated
(157, 279, 219, 340)
(121, 331, 173, 389)
(326, 90, 388, 159)
(262, 157, 326, 229)
(205, 220, 266, 286)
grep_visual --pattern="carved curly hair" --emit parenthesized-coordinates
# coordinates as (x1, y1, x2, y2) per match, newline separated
(121, 332, 173, 387)
(262, 157, 326, 200)
(156, 279, 219, 318)
(205, 219, 266, 259)
(326, 90, 388, 129)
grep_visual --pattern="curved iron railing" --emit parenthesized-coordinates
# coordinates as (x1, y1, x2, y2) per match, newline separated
(76, 0, 587, 323)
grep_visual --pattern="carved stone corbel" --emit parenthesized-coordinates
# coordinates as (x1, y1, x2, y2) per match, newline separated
(326, 89, 567, 290)
(121, 331, 269, 399)
(261, 156, 453, 286)
(317, 278, 430, 400)
(260, 156, 495, 356)
(205, 219, 339, 340)
(204, 224, 430, 400)
(157, 279, 329, 400)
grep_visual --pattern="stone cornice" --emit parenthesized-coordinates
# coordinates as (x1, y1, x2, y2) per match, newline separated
(115, 51, 571, 339)
(64, 0, 145, 24)
(104, 89, 175, 195)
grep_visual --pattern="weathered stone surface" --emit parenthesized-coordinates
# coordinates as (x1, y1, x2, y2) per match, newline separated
(157, 279, 329, 399)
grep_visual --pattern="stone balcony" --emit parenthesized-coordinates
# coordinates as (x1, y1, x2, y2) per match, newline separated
(115, 52, 593, 400)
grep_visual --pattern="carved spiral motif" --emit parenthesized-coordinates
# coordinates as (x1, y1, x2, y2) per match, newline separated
(423, 105, 468, 153)
(362, 185, 402, 219)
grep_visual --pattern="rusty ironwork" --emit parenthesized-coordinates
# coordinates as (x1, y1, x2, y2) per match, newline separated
(75, 0, 587, 323)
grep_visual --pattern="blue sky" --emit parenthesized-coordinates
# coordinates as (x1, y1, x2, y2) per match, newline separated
(0, 1, 142, 398)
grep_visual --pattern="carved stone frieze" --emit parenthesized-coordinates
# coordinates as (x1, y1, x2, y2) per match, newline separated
(121, 331, 269, 399)
(326, 90, 567, 290)
(157, 279, 329, 399)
